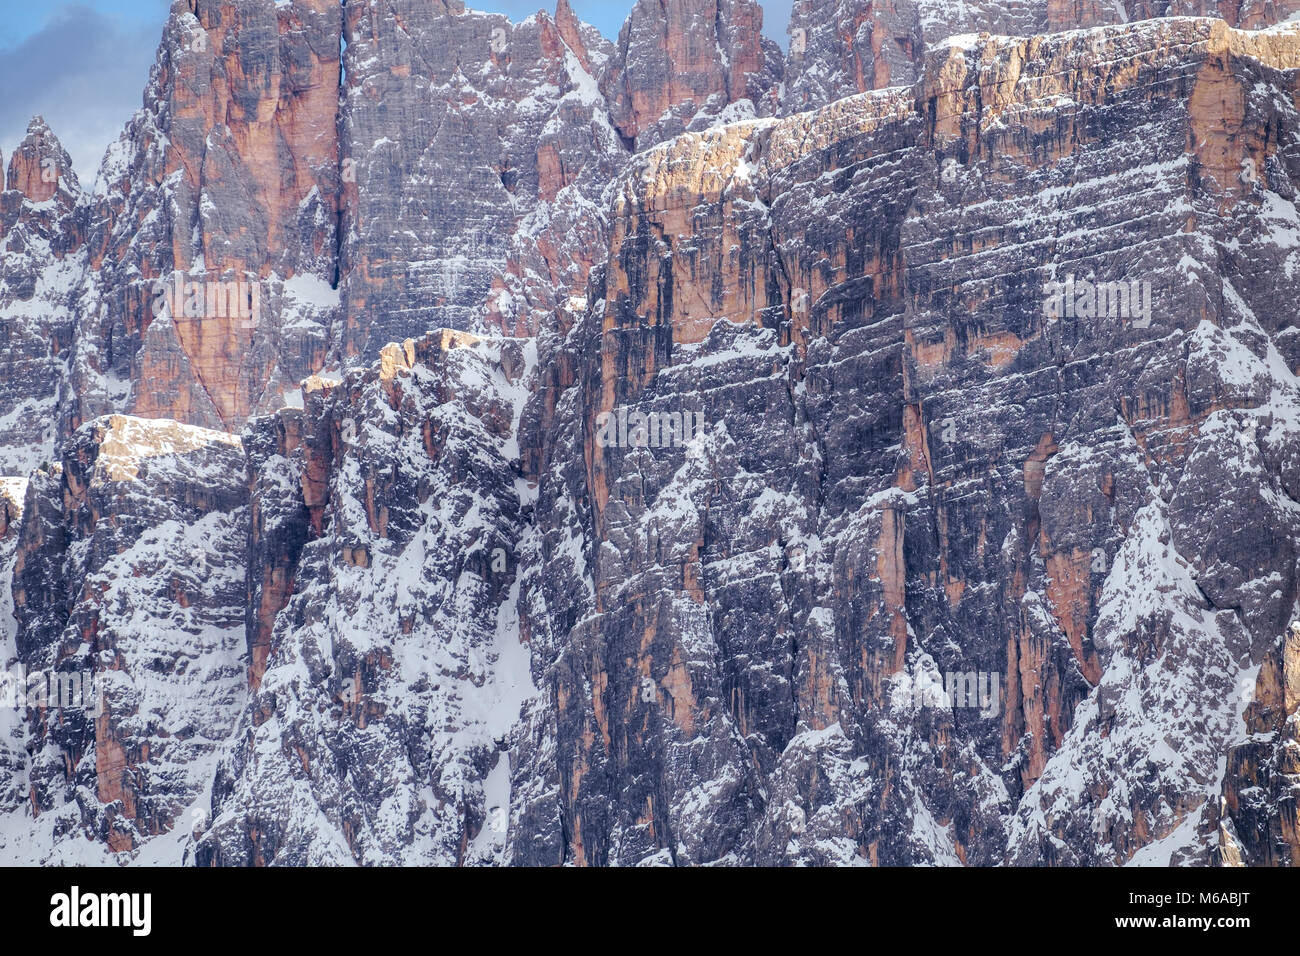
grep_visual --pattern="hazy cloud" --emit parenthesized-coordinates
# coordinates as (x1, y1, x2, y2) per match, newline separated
(0, 4, 163, 186)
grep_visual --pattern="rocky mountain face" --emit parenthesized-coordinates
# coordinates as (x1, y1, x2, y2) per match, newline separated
(1217, 620, 1300, 865)
(0, 476, 29, 831)
(195, 332, 535, 865)
(601, 0, 784, 150)
(0, 120, 82, 475)
(781, 0, 1300, 112)
(499, 17, 1300, 865)
(0, 0, 776, 458)
(68, 0, 345, 437)
(338, 0, 613, 349)
(3, 0, 1300, 866)
(1, 416, 247, 863)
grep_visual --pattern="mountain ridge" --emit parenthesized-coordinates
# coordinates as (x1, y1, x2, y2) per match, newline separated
(1, 2, 1299, 865)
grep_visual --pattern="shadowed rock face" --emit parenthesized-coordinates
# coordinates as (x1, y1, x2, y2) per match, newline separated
(781, 0, 1300, 113)
(1, 416, 247, 862)
(336, 0, 623, 352)
(196, 332, 536, 865)
(5, 4, 1300, 867)
(1217, 621, 1300, 865)
(0, 120, 82, 475)
(338, 0, 780, 351)
(509, 18, 1300, 866)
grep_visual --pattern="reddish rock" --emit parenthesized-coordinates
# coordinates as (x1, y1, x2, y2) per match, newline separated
(602, 0, 782, 151)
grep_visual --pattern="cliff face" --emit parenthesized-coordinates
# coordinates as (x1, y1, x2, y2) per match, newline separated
(0, 477, 29, 829)
(1217, 621, 1300, 865)
(3, 3, 1300, 867)
(0, 0, 773, 453)
(780, 0, 1300, 112)
(1, 416, 247, 863)
(506, 17, 1300, 865)
(7, 0, 1300, 456)
(338, 0, 782, 350)
(0, 120, 82, 475)
(70, 0, 344, 435)
(336, 0, 621, 350)
(601, 0, 784, 150)
(197, 331, 535, 865)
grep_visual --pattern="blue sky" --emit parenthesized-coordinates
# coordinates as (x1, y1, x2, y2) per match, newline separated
(0, 0, 793, 184)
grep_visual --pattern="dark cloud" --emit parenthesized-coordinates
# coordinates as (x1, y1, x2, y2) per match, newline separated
(0, 4, 163, 186)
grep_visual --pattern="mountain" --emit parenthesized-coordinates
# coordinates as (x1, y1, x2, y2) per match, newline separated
(1, 0, 1299, 866)
(0, 119, 82, 475)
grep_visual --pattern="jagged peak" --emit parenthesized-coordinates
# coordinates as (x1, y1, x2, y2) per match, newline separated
(5, 115, 78, 201)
